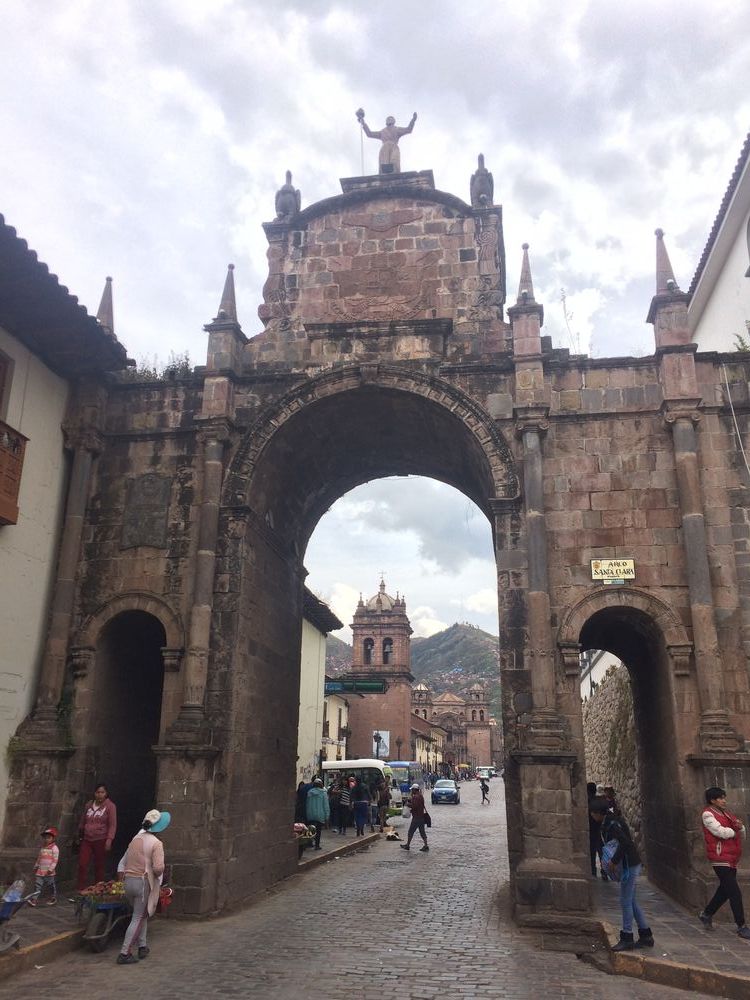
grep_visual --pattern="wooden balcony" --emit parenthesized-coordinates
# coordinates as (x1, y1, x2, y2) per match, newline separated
(0, 420, 27, 525)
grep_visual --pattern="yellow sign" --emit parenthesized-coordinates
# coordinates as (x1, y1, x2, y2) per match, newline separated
(590, 558, 635, 584)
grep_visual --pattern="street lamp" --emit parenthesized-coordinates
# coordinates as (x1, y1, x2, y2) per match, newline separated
(373, 731, 382, 759)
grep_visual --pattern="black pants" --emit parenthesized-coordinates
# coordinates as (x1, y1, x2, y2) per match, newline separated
(309, 822, 323, 849)
(705, 865, 745, 926)
(407, 817, 427, 846)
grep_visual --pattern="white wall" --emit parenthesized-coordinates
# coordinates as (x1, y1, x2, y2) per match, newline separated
(692, 213, 750, 352)
(0, 326, 69, 820)
(297, 618, 327, 782)
(322, 694, 348, 762)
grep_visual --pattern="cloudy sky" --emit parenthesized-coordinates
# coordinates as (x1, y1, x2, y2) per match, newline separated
(3, 1, 749, 640)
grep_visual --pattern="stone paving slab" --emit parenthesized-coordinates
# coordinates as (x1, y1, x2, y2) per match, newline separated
(2, 790, 714, 998)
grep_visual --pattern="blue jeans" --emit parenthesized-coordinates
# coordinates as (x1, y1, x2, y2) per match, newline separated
(619, 863, 647, 933)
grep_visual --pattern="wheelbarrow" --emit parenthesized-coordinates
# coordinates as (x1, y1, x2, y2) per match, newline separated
(79, 896, 132, 953)
(0, 891, 41, 953)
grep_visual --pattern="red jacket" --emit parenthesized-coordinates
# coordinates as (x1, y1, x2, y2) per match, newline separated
(702, 806, 744, 867)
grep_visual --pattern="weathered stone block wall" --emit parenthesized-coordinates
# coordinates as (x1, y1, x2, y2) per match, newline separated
(248, 181, 508, 369)
(582, 665, 643, 851)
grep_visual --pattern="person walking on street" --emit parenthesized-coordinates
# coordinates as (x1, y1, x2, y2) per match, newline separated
(401, 783, 429, 852)
(116, 809, 170, 965)
(589, 797, 653, 952)
(699, 786, 750, 939)
(328, 777, 341, 834)
(305, 778, 330, 850)
(77, 784, 117, 890)
(587, 781, 606, 880)
(338, 779, 352, 835)
(480, 778, 490, 805)
(352, 779, 370, 837)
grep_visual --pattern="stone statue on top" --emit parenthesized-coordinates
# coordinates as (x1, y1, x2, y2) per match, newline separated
(274, 171, 301, 221)
(470, 154, 494, 208)
(356, 108, 417, 174)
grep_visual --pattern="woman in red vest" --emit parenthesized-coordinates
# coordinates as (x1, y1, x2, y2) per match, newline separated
(699, 786, 750, 939)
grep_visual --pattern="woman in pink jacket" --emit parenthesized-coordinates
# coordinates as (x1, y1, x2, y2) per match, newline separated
(699, 786, 750, 939)
(77, 784, 117, 890)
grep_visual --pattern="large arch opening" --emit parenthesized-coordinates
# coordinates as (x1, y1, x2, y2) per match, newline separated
(576, 603, 690, 901)
(91, 610, 166, 861)
(215, 370, 518, 908)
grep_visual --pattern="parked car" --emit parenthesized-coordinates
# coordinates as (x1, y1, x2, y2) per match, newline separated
(431, 779, 460, 805)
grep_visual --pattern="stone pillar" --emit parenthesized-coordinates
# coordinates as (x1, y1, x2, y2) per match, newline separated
(647, 230, 742, 753)
(169, 427, 226, 742)
(667, 407, 741, 751)
(18, 389, 102, 744)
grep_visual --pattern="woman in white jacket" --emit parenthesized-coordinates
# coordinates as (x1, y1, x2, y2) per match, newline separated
(116, 808, 171, 965)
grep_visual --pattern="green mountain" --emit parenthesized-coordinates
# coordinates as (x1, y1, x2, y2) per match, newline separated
(326, 622, 501, 716)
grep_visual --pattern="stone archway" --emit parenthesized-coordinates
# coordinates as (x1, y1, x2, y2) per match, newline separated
(207, 367, 521, 911)
(69, 595, 185, 860)
(558, 588, 696, 903)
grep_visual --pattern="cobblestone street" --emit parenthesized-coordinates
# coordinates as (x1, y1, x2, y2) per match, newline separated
(4, 783, 711, 999)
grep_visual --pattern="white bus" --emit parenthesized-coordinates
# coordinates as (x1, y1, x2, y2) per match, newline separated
(321, 759, 401, 805)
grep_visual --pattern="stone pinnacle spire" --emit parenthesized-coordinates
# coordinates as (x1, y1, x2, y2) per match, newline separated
(516, 243, 536, 304)
(646, 228, 689, 336)
(216, 263, 237, 322)
(96, 276, 114, 333)
(654, 228, 680, 294)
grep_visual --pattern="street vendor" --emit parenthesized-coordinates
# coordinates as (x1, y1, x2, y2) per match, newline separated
(115, 808, 170, 965)
(77, 784, 117, 890)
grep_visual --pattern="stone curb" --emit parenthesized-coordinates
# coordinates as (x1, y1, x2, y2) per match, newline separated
(0, 927, 84, 983)
(602, 921, 750, 999)
(297, 832, 381, 872)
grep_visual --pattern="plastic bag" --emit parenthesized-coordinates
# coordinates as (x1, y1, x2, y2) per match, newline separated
(401, 805, 411, 819)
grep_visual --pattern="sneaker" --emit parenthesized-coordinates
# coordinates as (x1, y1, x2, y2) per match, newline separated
(419, 845, 429, 852)
(116, 953, 138, 965)
(737, 925, 750, 940)
(400, 844, 410, 851)
(698, 911, 714, 930)
(27, 898, 37, 908)
(138, 946, 150, 959)
(46, 898, 57, 906)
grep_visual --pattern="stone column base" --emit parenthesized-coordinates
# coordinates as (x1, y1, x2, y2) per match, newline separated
(513, 858, 591, 917)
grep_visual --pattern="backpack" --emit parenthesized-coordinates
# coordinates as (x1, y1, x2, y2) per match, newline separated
(601, 837, 631, 883)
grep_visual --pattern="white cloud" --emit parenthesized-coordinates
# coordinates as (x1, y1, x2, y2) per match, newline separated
(455, 589, 499, 616)
(410, 607, 449, 638)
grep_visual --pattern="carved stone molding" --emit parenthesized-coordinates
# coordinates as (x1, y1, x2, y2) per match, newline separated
(558, 641, 582, 679)
(668, 643, 693, 677)
(69, 646, 95, 679)
(161, 647, 184, 672)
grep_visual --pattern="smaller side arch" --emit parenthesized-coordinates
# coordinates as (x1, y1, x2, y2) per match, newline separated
(557, 586, 692, 670)
(76, 591, 185, 652)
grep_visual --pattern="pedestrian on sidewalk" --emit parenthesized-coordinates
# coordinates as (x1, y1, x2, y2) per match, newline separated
(587, 782, 606, 880)
(338, 779, 352, 835)
(352, 779, 370, 837)
(480, 778, 490, 805)
(401, 783, 429, 852)
(29, 826, 59, 907)
(589, 797, 653, 952)
(116, 808, 170, 965)
(295, 781, 309, 824)
(305, 778, 330, 850)
(76, 784, 117, 890)
(377, 778, 392, 832)
(328, 777, 341, 833)
(699, 786, 750, 940)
